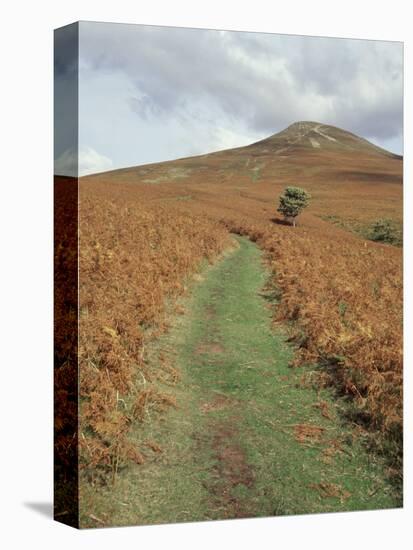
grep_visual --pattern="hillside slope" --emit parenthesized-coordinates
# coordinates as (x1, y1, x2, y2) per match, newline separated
(85, 120, 402, 228)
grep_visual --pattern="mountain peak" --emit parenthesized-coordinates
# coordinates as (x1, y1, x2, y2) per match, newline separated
(285, 121, 322, 130)
(249, 121, 400, 159)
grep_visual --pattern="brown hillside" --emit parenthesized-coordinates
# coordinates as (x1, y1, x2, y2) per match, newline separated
(87, 121, 402, 227)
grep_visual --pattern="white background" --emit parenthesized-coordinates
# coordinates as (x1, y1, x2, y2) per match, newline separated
(0, 0, 410, 548)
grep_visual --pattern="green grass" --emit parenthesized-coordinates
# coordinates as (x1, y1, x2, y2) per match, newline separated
(80, 236, 400, 528)
(321, 214, 403, 246)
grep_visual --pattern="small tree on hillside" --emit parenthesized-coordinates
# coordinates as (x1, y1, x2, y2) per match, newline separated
(277, 186, 311, 226)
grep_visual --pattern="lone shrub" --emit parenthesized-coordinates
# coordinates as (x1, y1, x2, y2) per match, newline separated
(277, 186, 311, 226)
(368, 218, 402, 246)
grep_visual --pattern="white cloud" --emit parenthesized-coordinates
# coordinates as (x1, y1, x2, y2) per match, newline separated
(79, 146, 113, 175)
(54, 146, 113, 176)
(54, 148, 77, 177)
(212, 126, 260, 151)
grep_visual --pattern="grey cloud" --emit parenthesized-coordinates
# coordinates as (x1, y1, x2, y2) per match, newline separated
(54, 23, 79, 172)
(54, 22, 79, 76)
(74, 21, 403, 170)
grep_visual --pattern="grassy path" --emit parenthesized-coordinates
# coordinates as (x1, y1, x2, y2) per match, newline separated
(81, 236, 399, 527)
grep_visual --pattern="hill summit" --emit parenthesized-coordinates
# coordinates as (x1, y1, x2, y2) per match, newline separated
(248, 121, 400, 159)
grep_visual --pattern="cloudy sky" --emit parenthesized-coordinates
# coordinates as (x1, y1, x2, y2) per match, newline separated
(54, 21, 403, 176)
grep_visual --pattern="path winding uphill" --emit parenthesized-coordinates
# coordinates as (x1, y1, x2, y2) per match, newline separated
(81, 236, 399, 527)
